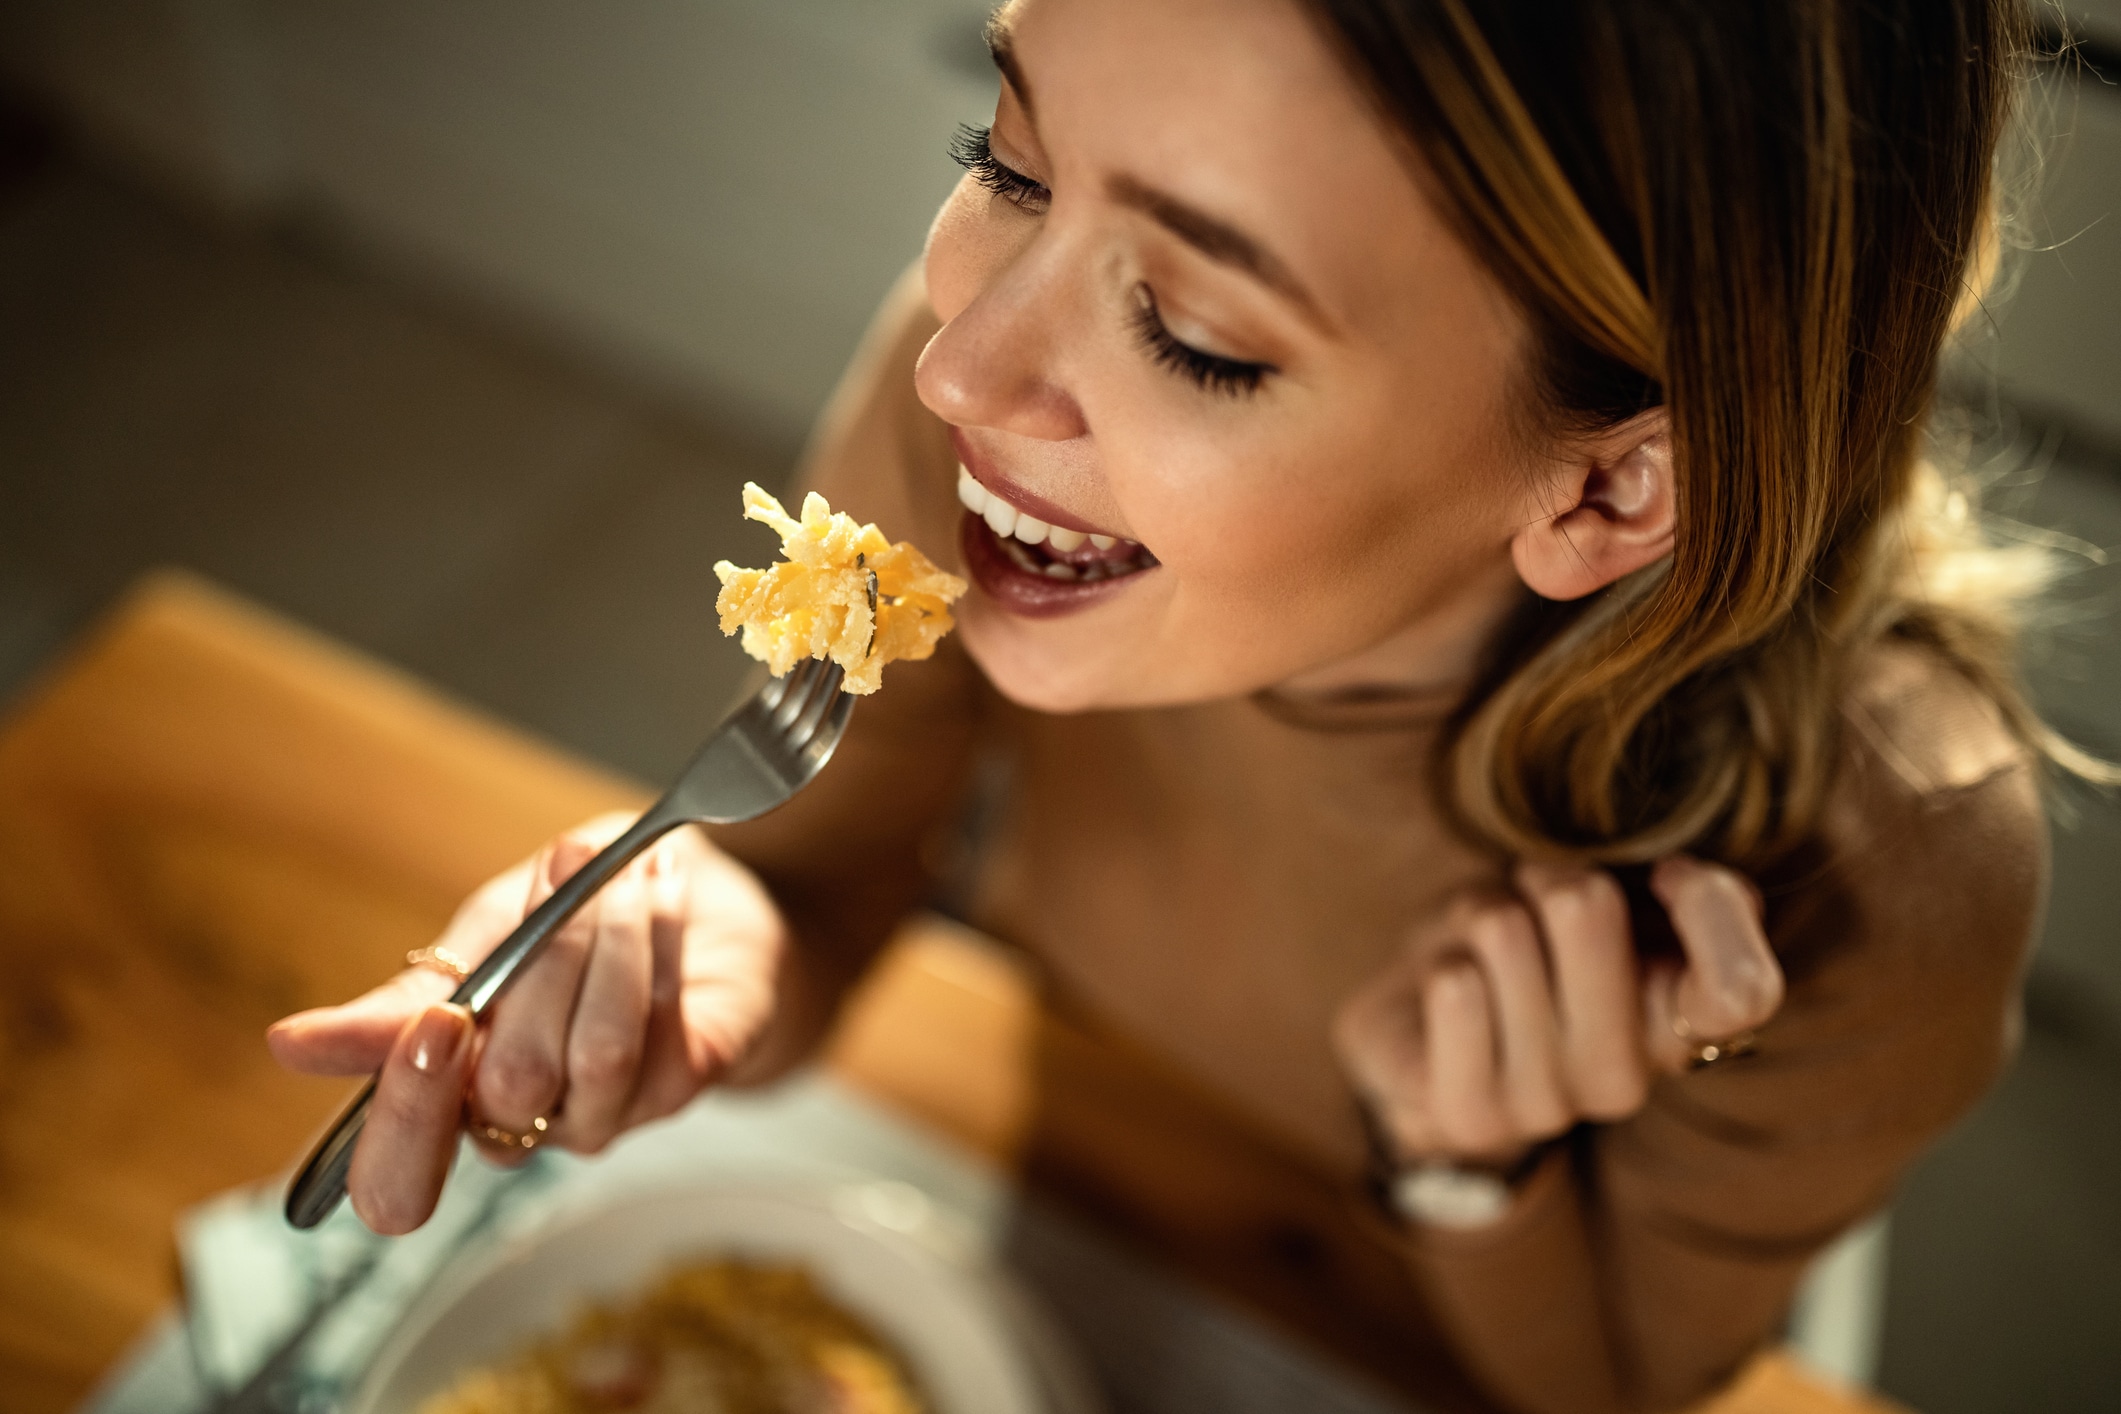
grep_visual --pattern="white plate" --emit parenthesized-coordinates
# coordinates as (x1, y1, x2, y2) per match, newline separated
(346, 1180, 1097, 1414)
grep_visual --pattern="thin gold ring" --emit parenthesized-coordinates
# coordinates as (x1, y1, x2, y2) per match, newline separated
(470, 1113, 551, 1151)
(1672, 1014, 1757, 1070)
(406, 944, 470, 982)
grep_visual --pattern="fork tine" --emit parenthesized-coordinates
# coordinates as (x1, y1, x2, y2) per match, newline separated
(821, 680, 855, 743)
(769, 658, 826, 732)
(757, 668, 795, 715)
(784, 662, 845, 748)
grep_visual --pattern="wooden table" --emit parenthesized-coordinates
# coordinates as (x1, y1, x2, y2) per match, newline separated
(0, 572, 1898, 1414)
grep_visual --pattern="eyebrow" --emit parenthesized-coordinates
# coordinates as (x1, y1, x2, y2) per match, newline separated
(1106, 174, 1326, 323)
(984, 10, 1326, 328)
(985, 11, 1034, 119)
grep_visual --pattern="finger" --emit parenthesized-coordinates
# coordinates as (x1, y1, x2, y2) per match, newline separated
(346, 1003, 472, 1235)
(429, 811, 636, 968)
(268, 967, 456, 1075)
(670, 861, 784, 1088)
(675, 952, 775, 1086)
(1652, 856, 1782, 1040)
(1425, 961, 1509, 1157)
(470, 836, 600, 1135)
(623, 843, 702, 1127)
(268, 860, 547, 1074)
(429, 856, 542, 966)
(1515, 863, 1648, 1119)
(270, 848, 555, 1074)
(554, 860, 654, 1153)
(1641, 958, 1694, 1074)
(1331, 959, 1438, 1159)
(1461, 901, 1572, 1140)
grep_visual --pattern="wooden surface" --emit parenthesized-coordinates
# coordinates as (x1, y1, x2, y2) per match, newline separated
(0, 571, 1901, 1414)
(0, 571, 645, 1409)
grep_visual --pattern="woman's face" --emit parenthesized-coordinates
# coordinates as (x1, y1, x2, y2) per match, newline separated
(918, 0, 1538, 712)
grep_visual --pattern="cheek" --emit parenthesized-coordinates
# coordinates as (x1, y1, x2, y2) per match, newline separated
(1109, 382, 1516, 635)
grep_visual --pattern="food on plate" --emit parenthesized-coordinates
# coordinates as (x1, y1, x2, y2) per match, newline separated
(714, 484, 966, 696)
(415, 1258, 928, 1414)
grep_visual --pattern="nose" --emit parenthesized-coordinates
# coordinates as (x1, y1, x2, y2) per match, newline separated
(915, 235, 1089, 444)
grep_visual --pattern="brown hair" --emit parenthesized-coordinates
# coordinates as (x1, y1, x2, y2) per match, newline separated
(1308, 0, 2109, 866)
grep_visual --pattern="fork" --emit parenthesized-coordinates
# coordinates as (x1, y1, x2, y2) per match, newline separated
(284, 658, 855, 1230)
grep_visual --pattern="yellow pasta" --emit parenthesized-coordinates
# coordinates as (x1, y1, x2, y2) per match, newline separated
(713, 484, 966, 695)
(416, 1259, 928, 1414)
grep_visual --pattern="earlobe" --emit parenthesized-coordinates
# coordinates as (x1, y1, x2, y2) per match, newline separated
(1509, 412, 1675, 602)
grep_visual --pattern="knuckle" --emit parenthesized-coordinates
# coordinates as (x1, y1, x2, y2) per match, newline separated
(1467, 903, 1538, 962)
(1545, 877, 1630, 958)
(1464, 897, 1532, 940)
(1457, 1114, 1513, 1156)
(480, 1047, 561, 1113)
(371, 1090, 426, 1136)
(1513, 1092, 1573, 1141)
(1443, 890, 1502, 933)
(599, 902, 648, 944)
(570, 1032, 643, 1092)
(1563, 870, 1628, 929)
(1430, 1090, 1498, 1154)
(1573, 1061, 1650, 1121)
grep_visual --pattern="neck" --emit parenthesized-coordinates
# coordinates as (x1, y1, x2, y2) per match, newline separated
(1277, 563, 1529, 702)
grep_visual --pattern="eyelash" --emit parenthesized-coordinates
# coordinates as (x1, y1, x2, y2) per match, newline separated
(1129, 286, 1272, 398)
(948, 123, 1049, 209)
(948, 124, 1271, 399)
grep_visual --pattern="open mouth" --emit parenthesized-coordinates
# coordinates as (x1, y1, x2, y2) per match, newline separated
(955, 466, 1159, 617)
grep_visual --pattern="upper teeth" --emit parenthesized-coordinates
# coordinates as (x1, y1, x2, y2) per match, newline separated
(956, 465, 1101, 553)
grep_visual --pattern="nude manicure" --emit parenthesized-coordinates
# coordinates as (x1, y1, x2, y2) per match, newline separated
(408, 1003, 469, 1075)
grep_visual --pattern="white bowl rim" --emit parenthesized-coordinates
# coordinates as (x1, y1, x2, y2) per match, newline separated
(343, 1176, 1098, 1414)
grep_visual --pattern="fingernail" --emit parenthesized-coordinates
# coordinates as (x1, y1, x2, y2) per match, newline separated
(407, 1004, 470, 1075)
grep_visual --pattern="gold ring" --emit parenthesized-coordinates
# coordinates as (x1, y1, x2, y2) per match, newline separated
(406, 945, 470, 981)
(1673, 1014, 1757, 1070)
(471, 1113, 550, 1151)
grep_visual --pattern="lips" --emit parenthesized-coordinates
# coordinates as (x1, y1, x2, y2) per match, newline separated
(953, 464, 1159, 617)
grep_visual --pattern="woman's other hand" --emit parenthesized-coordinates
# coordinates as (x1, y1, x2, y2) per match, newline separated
(1332, 857, 1783, 1168)
(266, 812, 786, 1234)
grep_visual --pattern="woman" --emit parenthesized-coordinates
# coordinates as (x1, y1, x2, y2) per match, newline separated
(270, 1, 2091, 1409)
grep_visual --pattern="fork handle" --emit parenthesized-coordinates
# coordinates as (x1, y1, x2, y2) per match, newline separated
(284, 803, 685, 1229)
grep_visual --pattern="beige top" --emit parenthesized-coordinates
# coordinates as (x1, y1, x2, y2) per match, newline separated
(717, 276, 2048, 1414)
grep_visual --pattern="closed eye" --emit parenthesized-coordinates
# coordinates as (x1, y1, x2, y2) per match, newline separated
(1129, 286, 1273, 398)
(949, 124, 1050, 212)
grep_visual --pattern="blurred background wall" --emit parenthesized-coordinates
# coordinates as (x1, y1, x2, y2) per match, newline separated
(0, 4, 2114, 1412)
(0, 0, 1000, 442)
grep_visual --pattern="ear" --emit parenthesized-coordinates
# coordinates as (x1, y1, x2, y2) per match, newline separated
(1510, 410, 1675, 602)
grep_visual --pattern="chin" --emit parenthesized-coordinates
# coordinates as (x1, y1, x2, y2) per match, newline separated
(957, 597, 1269, 713)
(957, 607, 1121, 714)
